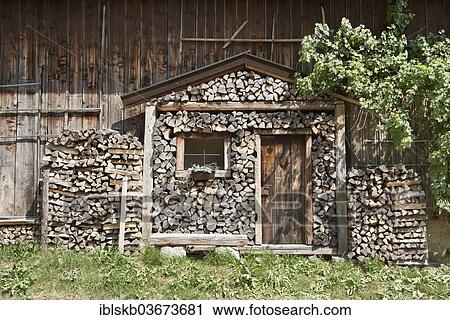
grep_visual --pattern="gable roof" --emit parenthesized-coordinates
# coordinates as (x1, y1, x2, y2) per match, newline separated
(121, 52, 296, 108)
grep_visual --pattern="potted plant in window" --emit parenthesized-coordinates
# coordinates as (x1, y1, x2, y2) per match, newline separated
(189, 164, 216, 181)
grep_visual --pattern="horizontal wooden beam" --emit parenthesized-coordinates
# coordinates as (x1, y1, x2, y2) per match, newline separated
(0, 108, 101, 115)
(0, 217, 38, 226)
(0, 82, 40, 88)
(255, 128, 312, 135)
(241, 244, 337, 255)
(157, 101, 336, 112)
(148, 233, 248, 247)
(182, 38, 303, 43)
(329, 92, 361, 106)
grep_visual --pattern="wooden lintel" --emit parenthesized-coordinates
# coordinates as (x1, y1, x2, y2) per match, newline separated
(157, 101, 336, 112)
(329, 92, 361, 106)
(241, 244, 337, 255)
(148, 233, 248, 247)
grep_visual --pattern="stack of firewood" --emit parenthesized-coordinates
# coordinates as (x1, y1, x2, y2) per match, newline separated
(42, 129, 144, 252)
(347, 164, 428, 265)
(155, 70, 327, 103)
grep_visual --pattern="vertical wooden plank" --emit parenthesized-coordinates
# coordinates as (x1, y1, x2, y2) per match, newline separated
(107, 0, 126, 130)
(41, 170, 49, 247)
(290, 0, 303, 70)
(247, 0, 266, 59)
(214, 0, 225, 61)
(182, 0, 197, 73)
(254, 133, 262, 244)
(427, 0, 444, 33)
(196, 0, 206, 68)
(0, 0, 19, 216)
(265, 0, 277, 60)
(224, 0, 237, 58)
(204, 0, 216, 65)
(83, 0, 100, 129)
(67, 0, 84, 129)
(335, 102, 348, 255)
(304, 134, 313, 244)
(261, 135, 275, 244)
(346, 0, 361, 26)
(276, 0, 291, 66)
(153, 0, 168, 83)
(360, 0, 374, 30)
(168, 0, 182, 77)
(301, 0, 321, 73)
(119, 176, 128, 254)
(15, 0, 37, 216)
(234, 0, 248, 57)
(329, 0, 347, 29)
(408, 0, 427, 36)
(141, 0, 154, 87)
(142, 104, 156, 241)
(445, 0, 450, 34)
(372, 0, 387, 35)
(290, 135, 304, 243)
(47, 0, 67, 135)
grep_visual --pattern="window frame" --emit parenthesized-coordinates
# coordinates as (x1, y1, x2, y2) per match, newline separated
(175, 132, 231, 178)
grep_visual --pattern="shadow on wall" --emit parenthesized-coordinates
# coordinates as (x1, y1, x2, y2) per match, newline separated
(112, 112, 145, 143)
(427, 213, 450, 265)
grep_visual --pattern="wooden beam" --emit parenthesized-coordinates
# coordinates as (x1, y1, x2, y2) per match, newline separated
(148, 233, 248, 246)
(241, 244, 337, 255)
(41, 170, 50, 248)
(329, 92, 361, 106)
(142, 104, 156, 242)
(0, 108, 100, 115)
(157, 101, 336, 112)
(255, 128, 312, 135)
(0, 217, 37, 226)
(335, 102, 349, 256)
(254, 133, 262, 245)
(305, 134, 313, 244)
(118, 177, 128, 254)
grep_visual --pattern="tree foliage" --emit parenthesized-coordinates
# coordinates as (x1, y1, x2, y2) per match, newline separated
(295, 6, 450, 212)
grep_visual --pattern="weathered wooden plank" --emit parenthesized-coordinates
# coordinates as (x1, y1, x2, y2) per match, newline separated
(118, 177, 127, 254)
(142, 104, 156, 241)
(148, 233, 248, 246)
(254, 133, 262, 244)
(392, 203, 427, 210)
(15, 0, 37, 216)
(335, 102, 348, 255)
(182, 0, 197, 73)
(0, 217, 37, 226)
(304, 134, 313, 244)
(168, 0, 182, 77)
(41, 170, 49, 247)
(241, 244, 337, 255)
(276, 0, 291, 66)
(0, 0, 19, 216)
(153, 0, 168, 83)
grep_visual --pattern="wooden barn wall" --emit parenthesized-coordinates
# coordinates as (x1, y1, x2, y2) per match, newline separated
(0, 0, 449, 217)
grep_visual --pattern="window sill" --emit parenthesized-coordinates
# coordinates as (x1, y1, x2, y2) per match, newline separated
(175, 170, 231, 178)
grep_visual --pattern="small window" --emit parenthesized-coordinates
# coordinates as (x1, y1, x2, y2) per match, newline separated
(184, 138, 225, 169)
(176, 133, 230, 177)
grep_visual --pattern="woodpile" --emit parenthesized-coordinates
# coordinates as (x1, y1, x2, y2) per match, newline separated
(0, 225, 37, 245)
(153, 110, 337, 246)
(155, 70, 326, 103)
(42, 129, 144, 252)
(347, 164, 428, 265)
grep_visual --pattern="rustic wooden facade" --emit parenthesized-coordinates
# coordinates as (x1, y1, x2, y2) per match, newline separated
(1, 0, 449, 219)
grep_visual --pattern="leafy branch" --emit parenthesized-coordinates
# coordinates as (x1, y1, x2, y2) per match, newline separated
(295, 5, 450, 212)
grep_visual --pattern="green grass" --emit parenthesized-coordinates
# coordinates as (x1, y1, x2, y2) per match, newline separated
(0, 244, 449, 299)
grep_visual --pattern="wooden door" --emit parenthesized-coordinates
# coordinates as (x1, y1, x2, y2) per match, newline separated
(261, 135, 311, 244)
